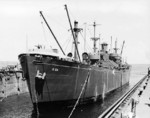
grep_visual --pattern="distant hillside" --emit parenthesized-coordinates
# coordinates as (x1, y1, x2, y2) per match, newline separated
(0, 61, 19, 68)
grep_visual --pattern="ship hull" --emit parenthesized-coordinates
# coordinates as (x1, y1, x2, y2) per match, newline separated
(19, 54, 131, 109)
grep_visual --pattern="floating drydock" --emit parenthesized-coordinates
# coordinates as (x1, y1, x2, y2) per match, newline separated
(18, 5, 131, 110)
(0, 65, 28, 99)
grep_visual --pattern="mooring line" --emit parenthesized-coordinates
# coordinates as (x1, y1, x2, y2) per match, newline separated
(68, 68, 91, 118)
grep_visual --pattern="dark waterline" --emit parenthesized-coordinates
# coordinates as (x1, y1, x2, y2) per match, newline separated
(0, 84, 130, 118)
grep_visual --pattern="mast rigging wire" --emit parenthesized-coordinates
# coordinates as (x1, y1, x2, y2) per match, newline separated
(41, 21, 52, 48)
(64, 36, 72, 52)
(79, 32, 92, 52)
(62, 34, 72, 48)
(67, 69, 91, 118)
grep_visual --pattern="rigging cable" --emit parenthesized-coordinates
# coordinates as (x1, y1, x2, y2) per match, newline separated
(68, 68, 91, 118)
(41, 21, 52, 49)
(87, 28, 93, 36)
(79, 32, 92, 52)
(71, 38, 74, 53)
(62, 34, 71, 48)
(64, 35, 72, 52)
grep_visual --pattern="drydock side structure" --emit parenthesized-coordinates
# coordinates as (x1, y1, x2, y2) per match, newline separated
(0, 65, 28, 98)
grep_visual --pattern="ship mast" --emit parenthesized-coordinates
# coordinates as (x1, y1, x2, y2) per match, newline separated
(120, 40, 125, 56)
(91, 22, 100, 53)
(64, 4, 81, 62)
(99, 34, 101, 51)
(110, 36, 112, 53)
(114, 38, 119, 54)
(84, 23, 87, 52)
(73, 21, 82, 60)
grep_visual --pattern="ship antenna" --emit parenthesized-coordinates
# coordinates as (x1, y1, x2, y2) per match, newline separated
(110, 36, 112, 53)
(99, 34, 101, 51)
(39, 11, 66, 55)
(120, 40, 125, 56)
(64, 4, 81, 62)
(90, 22, 100, 53)
(84, 23, 87, 52)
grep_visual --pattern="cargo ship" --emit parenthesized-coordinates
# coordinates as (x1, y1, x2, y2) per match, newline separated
(18, 5, 131, 110)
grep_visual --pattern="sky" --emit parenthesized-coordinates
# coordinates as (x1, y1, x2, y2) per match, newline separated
(0, 0, 150, 64)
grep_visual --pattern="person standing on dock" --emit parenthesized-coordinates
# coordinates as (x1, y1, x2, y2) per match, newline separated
(138, 86, 143, 97)
(3, 76, 7, 98)
(130, 93, 139, 118)
(14, 66, 20, 95)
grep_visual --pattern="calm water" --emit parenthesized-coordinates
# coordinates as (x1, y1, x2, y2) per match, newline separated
(0, 64, 149, 118)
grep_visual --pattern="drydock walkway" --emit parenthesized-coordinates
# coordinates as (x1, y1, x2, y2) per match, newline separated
(123, 77, 150, 118)
(135, 77, 150, 118)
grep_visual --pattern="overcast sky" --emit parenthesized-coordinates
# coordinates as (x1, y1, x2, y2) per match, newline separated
(0, 0, 150, 64)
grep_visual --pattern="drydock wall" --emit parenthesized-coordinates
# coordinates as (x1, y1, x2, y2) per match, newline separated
(0, 72, 28, 98)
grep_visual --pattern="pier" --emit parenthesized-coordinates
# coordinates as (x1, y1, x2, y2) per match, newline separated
(0, 69, 28, 101)
(135, 77, 150, 118)
(98, 75, 150, 118)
